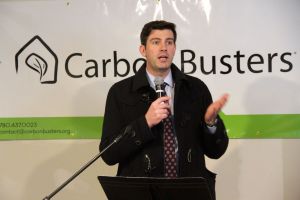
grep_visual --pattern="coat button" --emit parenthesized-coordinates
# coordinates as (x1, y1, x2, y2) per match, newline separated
(135, 140, 141, 145)
(141, 93, 150, 102)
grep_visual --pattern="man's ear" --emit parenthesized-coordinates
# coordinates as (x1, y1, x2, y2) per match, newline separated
(139, 45, 146, 57)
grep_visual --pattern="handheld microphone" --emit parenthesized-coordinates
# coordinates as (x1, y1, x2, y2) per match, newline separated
(154, 77, 166, 98)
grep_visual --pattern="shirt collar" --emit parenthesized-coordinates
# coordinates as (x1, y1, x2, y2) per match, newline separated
(146, 69, 174, 89)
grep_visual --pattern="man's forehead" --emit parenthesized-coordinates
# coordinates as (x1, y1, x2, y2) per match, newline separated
(148, 29, 174, 39)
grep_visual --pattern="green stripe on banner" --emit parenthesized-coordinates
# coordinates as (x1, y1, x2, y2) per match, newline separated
(220, 113, 300, 138)
(0, 117, 103, 140)
(0, 114, 299, 140)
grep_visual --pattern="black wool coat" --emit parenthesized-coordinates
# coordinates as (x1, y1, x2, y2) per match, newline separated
(100, 63, 228, 198)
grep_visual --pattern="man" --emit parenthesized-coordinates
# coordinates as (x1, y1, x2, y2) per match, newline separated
(100, 20, 229, 199)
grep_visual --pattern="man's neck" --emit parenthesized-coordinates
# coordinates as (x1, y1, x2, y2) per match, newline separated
(146, 68, 171, 78)
(146, 68, 173, 88)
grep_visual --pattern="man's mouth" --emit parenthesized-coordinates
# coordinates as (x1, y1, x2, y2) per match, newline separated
(158, 55, 168, 62)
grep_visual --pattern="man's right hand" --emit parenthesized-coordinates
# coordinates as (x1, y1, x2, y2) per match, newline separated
(145, 96, 171, 128)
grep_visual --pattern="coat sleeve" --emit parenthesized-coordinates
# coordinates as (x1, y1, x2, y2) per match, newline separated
(200, 83, 229, 159)
(99, 84, 156, 165)
(202, 116, 229, 159)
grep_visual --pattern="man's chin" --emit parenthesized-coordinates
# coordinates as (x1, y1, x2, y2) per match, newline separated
(157, 66, 170, 71)
(157, 63, 171, 69)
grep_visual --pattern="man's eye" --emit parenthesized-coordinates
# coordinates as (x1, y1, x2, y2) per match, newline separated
(152, 40, 159, 45)
(167, 41, 174, 45)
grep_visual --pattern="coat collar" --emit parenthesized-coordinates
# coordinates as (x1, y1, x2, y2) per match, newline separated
(132, 63, 188, 92)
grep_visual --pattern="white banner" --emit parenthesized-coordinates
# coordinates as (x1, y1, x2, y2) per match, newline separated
(0, 0, 299, 139)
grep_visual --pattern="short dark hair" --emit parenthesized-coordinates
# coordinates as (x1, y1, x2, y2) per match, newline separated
(140, 20, 177, 46)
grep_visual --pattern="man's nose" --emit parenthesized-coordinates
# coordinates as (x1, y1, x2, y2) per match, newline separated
(160, 42, 167, 51)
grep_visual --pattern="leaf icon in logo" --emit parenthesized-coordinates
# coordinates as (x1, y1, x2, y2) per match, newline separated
(25, 53, 48, 81)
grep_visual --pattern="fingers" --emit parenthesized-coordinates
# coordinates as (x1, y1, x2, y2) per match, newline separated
(215, 93, 229, 111)
(145, 96, 171, 128)
(153, 96, 171, 115)
(218, 93, 229, 108)
(204, 93, 229, 124)
(155, 96, 171, 105)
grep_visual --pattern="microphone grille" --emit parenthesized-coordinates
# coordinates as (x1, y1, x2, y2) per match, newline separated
(154, 77, 164, 86)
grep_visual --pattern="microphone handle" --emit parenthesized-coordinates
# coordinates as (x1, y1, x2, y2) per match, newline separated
(42, 134, 123, 200)
(155, 82, 166, 98)
(156, 90, 165, 98)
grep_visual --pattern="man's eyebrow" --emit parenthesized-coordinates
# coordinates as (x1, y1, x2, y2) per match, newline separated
(149, 38, 174, 41)
(149, 38, 161, 41)
(166, 38, 175, 41)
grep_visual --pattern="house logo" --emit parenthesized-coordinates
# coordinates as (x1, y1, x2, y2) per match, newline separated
(15, 35, 58, 84)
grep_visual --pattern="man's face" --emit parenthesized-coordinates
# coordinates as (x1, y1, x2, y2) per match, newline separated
(139, 29, 176, 77)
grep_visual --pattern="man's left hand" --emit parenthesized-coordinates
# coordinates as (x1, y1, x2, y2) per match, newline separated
(204, 94, 229, 126)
